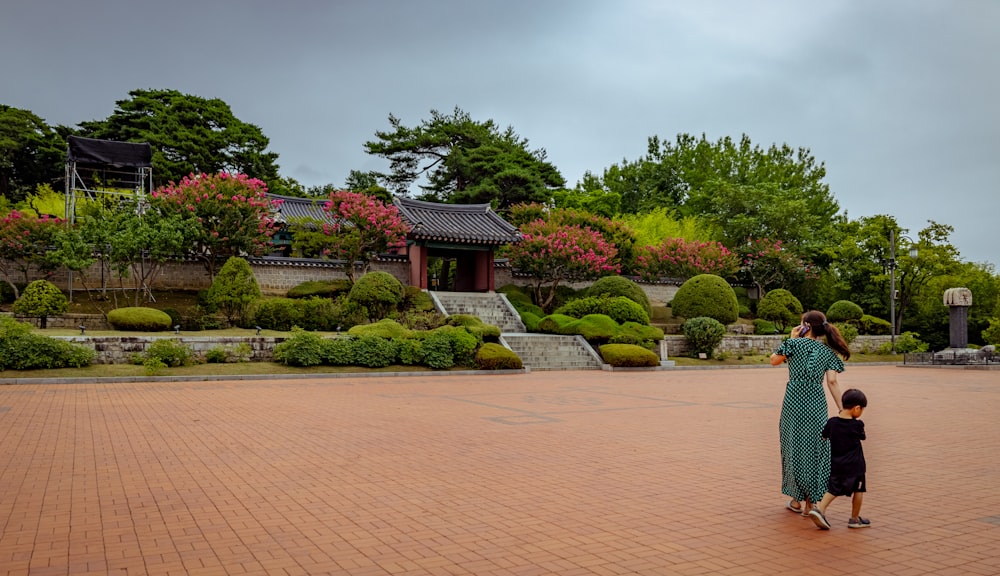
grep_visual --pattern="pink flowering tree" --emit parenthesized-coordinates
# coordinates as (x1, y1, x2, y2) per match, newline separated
(738, 238, 817, 294)
(318, 191, 410, 283)
(635, 238, 740, 281)
(0, 210, 64, 298)
(507, 219, 620, 312)
(150, 172, 283, 279)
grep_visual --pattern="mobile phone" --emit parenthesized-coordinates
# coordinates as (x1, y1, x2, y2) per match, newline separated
(799, 324, 810, 335)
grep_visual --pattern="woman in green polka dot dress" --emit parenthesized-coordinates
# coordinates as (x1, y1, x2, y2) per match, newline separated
(770, 310, 852, 516)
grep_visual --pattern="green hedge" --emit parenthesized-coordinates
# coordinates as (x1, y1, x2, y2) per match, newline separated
(599, 343, 660, 367)
(587, 276, 652, 316)
(556, 296, 649, 325)
(107, 307, 173, 332)
(475, 343, 523, 370)
(0, 316, 95, 370)
(287, 279, 352, 299)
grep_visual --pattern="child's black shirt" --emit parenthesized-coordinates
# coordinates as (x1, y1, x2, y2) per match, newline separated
(822, 416, 866, 477)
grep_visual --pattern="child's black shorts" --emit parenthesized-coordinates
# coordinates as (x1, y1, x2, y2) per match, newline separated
(827, 473, 866, 497)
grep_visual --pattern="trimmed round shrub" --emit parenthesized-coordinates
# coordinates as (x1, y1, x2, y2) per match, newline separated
(556, 296, 649, 325)
(12, 280, 68, 328)
(402, 286, 435, 312)
(205, 256, 261, 326)
(446, 314, 501, 341)
(352, 335, 400, 368)
(322, 337, 357, 366)
(753, 318, 778, 334)
(348, 271, 404, 320)
(756, 289, 803, 332)
(107, 307, 173, 332)
(396, 338, 425, 365)
(421, 330, 455, 369)
(587, 275, 652, 315)
(274, 328, 326, 367)
(826, 300, 864, 323)
(287, 279, 352, 299)
(599, 343, 660, 367)
(537, 314, 577, 334)
(671, 274, 738, 324)
(858, 314, 892, 335)
(475, 343, 523, 370)
(144, 338, 194, 367)
(564, 314, 620, 341)
(252, 298, 303, 331)
(348, 318, 413, 339)
(682, 316, 726, 356)
(613, 321, 665, 347)
(296, 296, 339, 331)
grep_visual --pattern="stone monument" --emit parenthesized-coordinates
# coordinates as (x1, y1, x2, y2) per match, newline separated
(943, 287, 973, 349)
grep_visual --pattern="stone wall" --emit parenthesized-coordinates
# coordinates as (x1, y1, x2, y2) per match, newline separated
(660, 335, 893, 357)
(56, 336, 283, 364)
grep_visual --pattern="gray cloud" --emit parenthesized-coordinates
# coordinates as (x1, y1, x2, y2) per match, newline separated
(2, 0, 996, 265)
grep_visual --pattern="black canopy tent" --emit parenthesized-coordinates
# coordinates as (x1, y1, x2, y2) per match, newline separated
(64, 136, 154, 301)
(64, 136, 153, 223)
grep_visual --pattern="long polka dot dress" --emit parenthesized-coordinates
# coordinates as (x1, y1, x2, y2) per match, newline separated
(774, 337, 845, 504)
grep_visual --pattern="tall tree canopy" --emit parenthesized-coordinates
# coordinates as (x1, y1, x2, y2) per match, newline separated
(0, 105, 65, 203)
(77, 89, 283, 190)
(591, 133, 843, 252)
(364, 107, 565, 209)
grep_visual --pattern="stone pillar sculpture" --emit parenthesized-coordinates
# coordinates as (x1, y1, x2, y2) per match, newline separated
(943, 287, 973, 349)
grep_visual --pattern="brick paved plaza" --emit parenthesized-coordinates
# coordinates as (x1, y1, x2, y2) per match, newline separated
(1, 366, 998, 575)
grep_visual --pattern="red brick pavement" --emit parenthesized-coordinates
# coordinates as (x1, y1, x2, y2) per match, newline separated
(0, 366, 997, 576)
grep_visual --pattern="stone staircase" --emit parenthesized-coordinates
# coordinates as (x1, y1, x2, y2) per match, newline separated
(500, 334, 604, 371)
(430, 291, 525, 333)
(431, 291, 606, 371)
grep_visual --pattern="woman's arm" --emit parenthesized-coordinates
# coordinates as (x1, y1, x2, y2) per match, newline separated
(770, 353, 786, 366)
(825, 370, 843, 411)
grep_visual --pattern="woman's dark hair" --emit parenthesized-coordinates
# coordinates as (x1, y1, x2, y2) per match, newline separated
(842, 388, 868, 409)
(802, 310, 851, 360)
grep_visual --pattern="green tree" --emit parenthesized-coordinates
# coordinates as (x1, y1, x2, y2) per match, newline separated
(0, 106, 66, 203)
(0, 210, 64, 296)
(206, 256, 261, 327)
(78, 89, 282, 189)
(13, 279, 67, 329)
(756, 288, 803, 332)
(365, 107, 565, 209)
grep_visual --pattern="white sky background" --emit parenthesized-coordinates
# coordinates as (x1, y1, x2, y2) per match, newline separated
(2, 0, 997, 266)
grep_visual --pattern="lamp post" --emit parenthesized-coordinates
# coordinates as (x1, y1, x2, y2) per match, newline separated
(886, 230, 918, 354)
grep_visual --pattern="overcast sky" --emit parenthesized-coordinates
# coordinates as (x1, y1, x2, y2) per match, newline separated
(2, 0, 997, 267)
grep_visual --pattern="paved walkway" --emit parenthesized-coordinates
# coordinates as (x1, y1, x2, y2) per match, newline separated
(0, 366, 997, 576)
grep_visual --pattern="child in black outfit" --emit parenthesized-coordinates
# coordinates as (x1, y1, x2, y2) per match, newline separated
(809, 389, 870, 530)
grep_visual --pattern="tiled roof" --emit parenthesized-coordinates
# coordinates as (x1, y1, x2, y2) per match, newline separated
(393, 197, 522, 245)
(268, 194, 331, 223)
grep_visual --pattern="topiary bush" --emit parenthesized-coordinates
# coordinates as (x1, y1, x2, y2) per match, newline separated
(599, 343, 660, 367)
(753, 318, 779, 334)
(671, 274, 738, 325)
(587, 275, 652, 316)
(396, 338, 425, 365)
(682, 316, 726, 356)
(348, 271, 404, 321)
(107, 307, 173, 332)
(352, 335, 400, 368)
(348, 318, 413, 339)
(475, 343, 523, 370)
(564, 314, 620, 342)
(826, 300, 864, 323)
(273, 328, 326, 367)
(287, 279, 352, 299)
(205, 256, 261, 327)
(611, 322, 665, 348)
(858, 314, 892, 335)
(537, 313, 577, 334)
(446, 314, 501, 341)
(252, 298, 303, 331)
(143, 338, 195, 368)
(421, 330, 455, 369)
(12, 279, 68, 329)
(556, 296, 649, 325)
(322, 337, 357, 366)
(756, 289, 803, 332)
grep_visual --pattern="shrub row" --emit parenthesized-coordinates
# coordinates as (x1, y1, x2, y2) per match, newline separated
(0, 316, 96, 370)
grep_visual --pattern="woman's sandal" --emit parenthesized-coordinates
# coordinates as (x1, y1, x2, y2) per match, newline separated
(786, 500, 803, 514)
